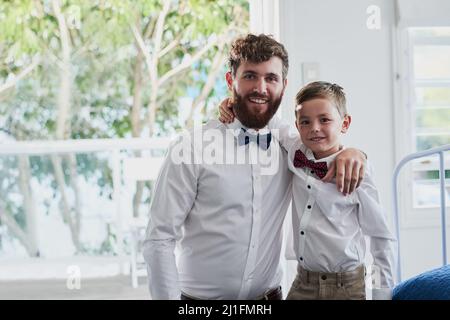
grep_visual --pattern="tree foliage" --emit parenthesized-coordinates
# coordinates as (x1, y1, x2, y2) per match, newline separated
(0, 0, 248, 256)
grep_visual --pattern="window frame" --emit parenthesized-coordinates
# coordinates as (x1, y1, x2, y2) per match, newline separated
(393, 25, 450, 229)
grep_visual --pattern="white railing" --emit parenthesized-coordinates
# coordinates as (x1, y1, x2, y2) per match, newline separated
(0, 138, 171, 155)
(0, 138, 171, 265)
(393, 144, 450, 282)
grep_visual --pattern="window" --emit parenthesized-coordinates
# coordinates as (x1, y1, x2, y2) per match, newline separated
(397, 27, 450, 222)
(410, 27, 450, 152)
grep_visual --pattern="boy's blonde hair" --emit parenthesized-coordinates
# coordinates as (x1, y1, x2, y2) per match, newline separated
(295, 81, 347, 118)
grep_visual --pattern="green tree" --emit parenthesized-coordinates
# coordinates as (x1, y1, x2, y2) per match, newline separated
(0, 0, 248, 256)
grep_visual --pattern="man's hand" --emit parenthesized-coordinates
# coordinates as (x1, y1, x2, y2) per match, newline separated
(218, 98, 235, 123)
(322, 148, 366, 195)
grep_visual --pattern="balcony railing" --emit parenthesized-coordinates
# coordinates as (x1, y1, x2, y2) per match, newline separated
(0, 138, 171, 266)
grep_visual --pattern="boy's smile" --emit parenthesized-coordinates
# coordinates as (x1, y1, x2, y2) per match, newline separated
(296, 98, 351, 160)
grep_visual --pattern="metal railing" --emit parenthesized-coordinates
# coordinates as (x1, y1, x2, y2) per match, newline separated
(393, 144, 450, 282)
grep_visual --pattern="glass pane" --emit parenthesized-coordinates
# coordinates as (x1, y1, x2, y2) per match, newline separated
(412, 155, 450, 208)
(411, 27, 450, 38)
(410, 28, 450, 207)
(416, 135, 450, 151)
(0, 152, 117, 258)
(415, 87, 450, 107)
(413, 180, 450, 207)
(413, 45, 450, 80)
(414, 169, 450, 180)
(416, 107, 450, 130)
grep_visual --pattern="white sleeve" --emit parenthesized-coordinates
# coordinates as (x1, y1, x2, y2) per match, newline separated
(354, 163, 396, 299)
(268, 116, 300, 152)
(142, 134, 198, 300)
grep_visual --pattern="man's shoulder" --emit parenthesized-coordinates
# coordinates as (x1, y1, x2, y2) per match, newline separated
(203, 119, 224, 130)
(186, 119, 225, 136)
(166, 119, 229, 157)
(286, 139, 305, 158)
(171, 120, 224, 141)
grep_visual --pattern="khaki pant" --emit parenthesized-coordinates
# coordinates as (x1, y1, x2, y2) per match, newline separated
(286, 264, 366, 300)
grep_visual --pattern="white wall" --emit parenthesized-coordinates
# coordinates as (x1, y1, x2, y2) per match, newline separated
(278, 0, 447, 282)
(280, 0, 395, 212)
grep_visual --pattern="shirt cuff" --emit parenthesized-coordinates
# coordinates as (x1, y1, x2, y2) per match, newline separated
(372, 288, 392, 300)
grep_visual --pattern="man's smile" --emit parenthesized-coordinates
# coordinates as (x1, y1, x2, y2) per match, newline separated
(248, 97, 268, 104)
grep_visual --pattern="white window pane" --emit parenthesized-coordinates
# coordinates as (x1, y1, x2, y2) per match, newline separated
(408, 28, 450, 213)
(416, 107, 450, 130)
(415, 87, 450, 106)
(411, 27, 450, 38)
(412, 156, 450, 208)
(413, 180, 450, 208)
(413, 45, 450, 80)
(416, 135, 450, 151)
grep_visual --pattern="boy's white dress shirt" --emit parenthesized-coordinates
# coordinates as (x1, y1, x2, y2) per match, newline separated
(287, 140, 396, 300)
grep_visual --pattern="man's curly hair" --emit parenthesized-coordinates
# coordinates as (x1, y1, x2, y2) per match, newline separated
(228, 34, 289, 79)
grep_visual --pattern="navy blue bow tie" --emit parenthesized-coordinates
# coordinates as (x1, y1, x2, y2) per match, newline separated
(237, 128, 272, 150)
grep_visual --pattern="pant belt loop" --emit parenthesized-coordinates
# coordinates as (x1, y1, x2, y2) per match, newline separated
(337, 272, 342, 288)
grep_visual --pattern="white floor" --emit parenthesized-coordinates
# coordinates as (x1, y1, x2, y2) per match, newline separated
(0, 256, 150, 300)
(0, 275, 150, 300)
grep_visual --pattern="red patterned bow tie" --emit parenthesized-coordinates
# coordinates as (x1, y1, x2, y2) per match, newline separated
(293, 149, 328, 179)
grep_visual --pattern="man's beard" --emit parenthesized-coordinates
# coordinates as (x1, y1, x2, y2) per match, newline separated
(231, 88, 283, 129)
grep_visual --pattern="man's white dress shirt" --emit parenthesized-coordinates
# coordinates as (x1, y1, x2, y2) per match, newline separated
(287, 140, 396, 299)
(143, 119, 293, 299)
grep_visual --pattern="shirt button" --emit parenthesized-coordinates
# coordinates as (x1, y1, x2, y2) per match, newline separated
(321, 275, 327, 280)
(299, 257, 303, 261)
(307, 205, 311, 209)
(307, 185, 311, 189)
(300, 231, 304, 235)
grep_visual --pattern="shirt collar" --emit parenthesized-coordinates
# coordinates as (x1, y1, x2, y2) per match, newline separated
(226, 118, 271, 138)
(303, 145, 346, 167)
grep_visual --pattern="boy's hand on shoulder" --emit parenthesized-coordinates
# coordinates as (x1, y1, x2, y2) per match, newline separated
(218, 98, 235, 124)
(322, 148, 366, 195)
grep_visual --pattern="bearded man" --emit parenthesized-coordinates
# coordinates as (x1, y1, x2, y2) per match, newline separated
(143, 34, 366, 300)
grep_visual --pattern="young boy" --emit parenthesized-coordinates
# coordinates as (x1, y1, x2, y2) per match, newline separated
(219, 81, 396, 299)
(284, 81, 395, 300)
